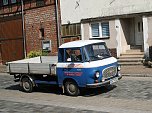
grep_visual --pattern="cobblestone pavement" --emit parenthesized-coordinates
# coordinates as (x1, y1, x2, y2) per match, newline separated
(121, 65, 152, 76)
(1, 74, 152, 113)
(0, 100, 104, 113)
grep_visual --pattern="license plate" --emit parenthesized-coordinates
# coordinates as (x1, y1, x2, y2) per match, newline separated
(110, 77, 118, 84)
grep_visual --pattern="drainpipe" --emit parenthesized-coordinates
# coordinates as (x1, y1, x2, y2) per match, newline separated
(21, 0, 27, 58)
(55, 0, 61, 47)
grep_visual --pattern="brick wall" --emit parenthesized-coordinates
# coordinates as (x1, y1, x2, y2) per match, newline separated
(62, 36, 81, 44)
(25, 4, 58, 56)
(0, 52, 2, 64)
(109, 48, 117, 58)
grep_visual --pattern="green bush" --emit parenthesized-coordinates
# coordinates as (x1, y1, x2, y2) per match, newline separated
(27, 50, 48, 58)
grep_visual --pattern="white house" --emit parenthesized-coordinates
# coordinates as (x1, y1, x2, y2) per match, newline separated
(60, 0, 152, 57)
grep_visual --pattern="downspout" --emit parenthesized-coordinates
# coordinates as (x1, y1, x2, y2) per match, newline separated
(21, 0, 27, 58)
(55, 0, 61, 47)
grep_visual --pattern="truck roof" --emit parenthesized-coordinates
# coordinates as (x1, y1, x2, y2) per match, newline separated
(59, 40, 105, 48)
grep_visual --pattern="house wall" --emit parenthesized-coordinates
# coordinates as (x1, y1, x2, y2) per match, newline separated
(147, 17, 152, 47)
(0, 0, 60, 56)
(25, 5, 58, 55)
(143, 16, 152, 57)
(60, 0, 152, 24)
(82, 20, 118, 57)
(82, 20, 117, 48)
(119, 19, 132, 53)
(0, 0, 60, 64)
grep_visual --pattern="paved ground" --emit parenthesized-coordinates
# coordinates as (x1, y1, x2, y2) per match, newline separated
(121, 65, 152, 76)
(0, 100, 104, 113)
(0, 73, 152, 113)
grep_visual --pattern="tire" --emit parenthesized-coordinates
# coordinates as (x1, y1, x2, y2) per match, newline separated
(64, 80, 80, 96)
(21, 77, 33, 93)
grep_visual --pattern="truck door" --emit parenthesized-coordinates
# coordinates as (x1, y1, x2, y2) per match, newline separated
(57, 48, 85, 87)
(63, 48, 84, 86)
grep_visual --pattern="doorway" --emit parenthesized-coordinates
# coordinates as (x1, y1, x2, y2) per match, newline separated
(135, 17, 144, 46)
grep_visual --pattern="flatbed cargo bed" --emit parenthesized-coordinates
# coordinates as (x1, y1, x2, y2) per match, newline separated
(7, 56, 58, 75)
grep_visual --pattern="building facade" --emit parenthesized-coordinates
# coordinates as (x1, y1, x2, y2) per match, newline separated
(0, 0, 60, 64)
(60, 0, 152, 58)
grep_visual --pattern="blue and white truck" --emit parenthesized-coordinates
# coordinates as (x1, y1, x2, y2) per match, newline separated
(7, 40, 122, 96)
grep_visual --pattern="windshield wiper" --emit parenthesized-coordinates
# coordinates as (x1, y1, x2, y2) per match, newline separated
(102, 53, 111, 57)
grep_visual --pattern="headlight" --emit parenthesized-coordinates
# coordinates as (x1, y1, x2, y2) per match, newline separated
(117, 65, 121, 71)
(95, 71, 100, 78)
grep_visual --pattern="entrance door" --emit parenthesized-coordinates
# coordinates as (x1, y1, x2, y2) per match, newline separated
(135, 18, 143, 45)
(0, 15, 24, 64)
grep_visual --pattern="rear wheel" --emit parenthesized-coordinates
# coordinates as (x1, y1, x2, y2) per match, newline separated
(64, 80, 80, 96)
(21, 77, 33, 93)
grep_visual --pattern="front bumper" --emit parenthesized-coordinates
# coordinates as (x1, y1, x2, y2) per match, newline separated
(86, 74, 122, 88)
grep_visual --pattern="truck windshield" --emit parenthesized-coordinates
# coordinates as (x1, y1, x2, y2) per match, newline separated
(84, 42, 111, 61)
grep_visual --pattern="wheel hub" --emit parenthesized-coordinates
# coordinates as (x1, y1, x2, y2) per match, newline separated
(69, 84, 76, 93)
(23, 82, 30, 90)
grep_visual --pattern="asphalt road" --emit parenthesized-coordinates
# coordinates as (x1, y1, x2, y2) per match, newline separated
(0, 73, 152, 113)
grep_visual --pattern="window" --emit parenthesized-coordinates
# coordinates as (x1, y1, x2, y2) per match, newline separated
(138, 22, 143, 32)
(11, 0, 16, 4)
(36, 0, 45, 7)
(42, 40, 51, 51)
(90, 22, 110, 38)
(102, 23, 110, 37)
(91, 23, 100, 37)
(58, 48, 64, 62)
(138, 22, 140, 32)
(40, 28, 44, 39)
(65, 48, 82, 62)
(84, 43, 111, 61)
(3, 0, 8, 5)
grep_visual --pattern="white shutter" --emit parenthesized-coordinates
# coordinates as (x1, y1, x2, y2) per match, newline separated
(11, 0, 16, 4)
(102, 23, 110, 37)
(91, 23, 99, 37)
(3, 0, 8, 5)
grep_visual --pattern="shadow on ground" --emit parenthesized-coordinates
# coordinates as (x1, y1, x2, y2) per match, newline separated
(81, 85, 117, 97)
(5, 84, 117, 97)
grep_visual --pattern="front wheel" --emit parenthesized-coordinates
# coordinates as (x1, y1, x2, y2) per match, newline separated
(64, 81, 80, 96)
(21, 77, 33, 93)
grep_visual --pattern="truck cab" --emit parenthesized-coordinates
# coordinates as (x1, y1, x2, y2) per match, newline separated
(57, 40, 121, 96)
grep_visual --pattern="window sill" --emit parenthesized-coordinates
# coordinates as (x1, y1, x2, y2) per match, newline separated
(90, 37, 110, 40)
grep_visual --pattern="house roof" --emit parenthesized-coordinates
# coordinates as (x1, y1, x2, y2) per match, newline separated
(59, 40, 105, 48)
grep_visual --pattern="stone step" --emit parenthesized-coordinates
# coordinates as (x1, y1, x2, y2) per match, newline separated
(121, 52, 144, 55)
(119, 48, 144, 66)
(118, 59, 144, 62)
(119, 62, 143, 66)
(119, 55, 144, 59)
(126, 49, 143, 53)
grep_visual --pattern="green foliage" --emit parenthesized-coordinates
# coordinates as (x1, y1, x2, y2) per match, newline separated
(27, 50, 48, 58)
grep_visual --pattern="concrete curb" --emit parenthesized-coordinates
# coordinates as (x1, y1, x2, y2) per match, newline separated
(0, 73, 9, 76)
(122, 74, 152, 77)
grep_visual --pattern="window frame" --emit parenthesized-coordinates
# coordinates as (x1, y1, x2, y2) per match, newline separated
(11, 0, 17, 4)
(42, 40, 51, 52)
(90, 21, 110, 39)
(36, 0, 45, 7)
(3, 0, 9, 5)
(64, 48, 83, 63)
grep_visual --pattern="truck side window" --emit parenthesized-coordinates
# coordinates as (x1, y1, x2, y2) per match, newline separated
(65, 49, 82, 62)
(58, 49, 64, 62)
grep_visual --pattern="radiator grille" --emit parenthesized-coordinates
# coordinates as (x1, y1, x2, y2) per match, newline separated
(102, 66, 117, 79)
